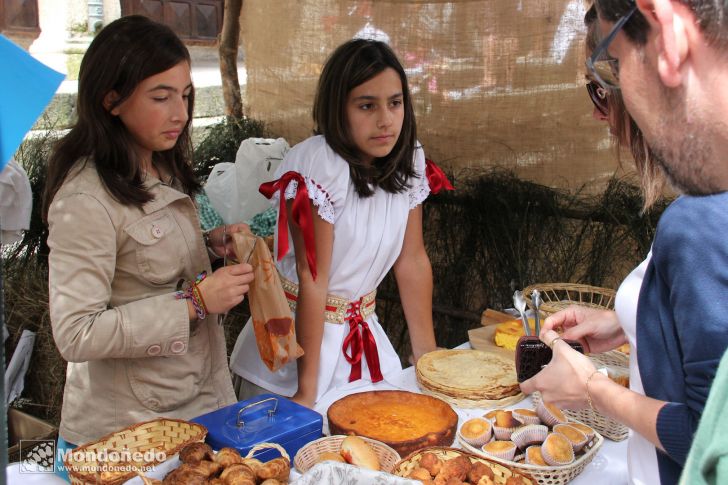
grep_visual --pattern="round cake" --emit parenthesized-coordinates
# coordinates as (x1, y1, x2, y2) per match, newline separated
(416, 349, 521, 406)
(327, 390, 458, 457)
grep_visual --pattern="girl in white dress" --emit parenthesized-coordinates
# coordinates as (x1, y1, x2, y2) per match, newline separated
(230, 39, 452, 409)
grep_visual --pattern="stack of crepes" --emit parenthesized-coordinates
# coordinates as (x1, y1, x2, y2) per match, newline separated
(416, 349, 523, 408)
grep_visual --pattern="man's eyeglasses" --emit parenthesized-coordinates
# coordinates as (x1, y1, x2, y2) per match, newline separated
(586, 81, 608, 115)
(586, 5, 637, 89)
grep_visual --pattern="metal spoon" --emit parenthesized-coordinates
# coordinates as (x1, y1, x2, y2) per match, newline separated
(532, 289, 542, 335)
(513, 290, 530, 336)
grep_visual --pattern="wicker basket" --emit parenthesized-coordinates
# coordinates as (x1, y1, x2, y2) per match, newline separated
(532, 390, 629, 442)
(458, 431, 603, 485)
(294, 435, 401, 474)
(523, 283, 616, 315)
(246, 442, 290, 462)
(65, 418, 207, 485)
(393, 447, 534, 484)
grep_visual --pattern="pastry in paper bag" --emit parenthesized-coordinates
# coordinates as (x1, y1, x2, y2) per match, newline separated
(232, 232, 303, 371)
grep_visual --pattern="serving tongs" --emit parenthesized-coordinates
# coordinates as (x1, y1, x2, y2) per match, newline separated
(513, 290, 530, 336)
(531, 289, 542, 335)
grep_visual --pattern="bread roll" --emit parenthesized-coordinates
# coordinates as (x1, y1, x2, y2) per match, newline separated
(340, 435, 380, 471)
(317, 451, 346, 464)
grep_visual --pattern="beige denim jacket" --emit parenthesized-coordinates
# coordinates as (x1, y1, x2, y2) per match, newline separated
(47, 161, 236, 445)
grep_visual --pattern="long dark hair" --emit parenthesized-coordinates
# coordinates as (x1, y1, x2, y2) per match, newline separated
(313, 39, 417, 197)
(42, 15, 200, 221)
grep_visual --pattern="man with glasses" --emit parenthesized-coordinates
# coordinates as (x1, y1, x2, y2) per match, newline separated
(521, 1, 728, 484)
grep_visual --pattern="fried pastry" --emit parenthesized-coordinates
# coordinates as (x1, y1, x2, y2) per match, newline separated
(179, 442, 213, 465)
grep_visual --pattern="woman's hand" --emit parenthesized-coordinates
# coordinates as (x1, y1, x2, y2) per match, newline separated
(542, 305, 626, 354)
(196, 262, 254, 314)
(207, 223, 252, 259)
(519, 329, 597, 409)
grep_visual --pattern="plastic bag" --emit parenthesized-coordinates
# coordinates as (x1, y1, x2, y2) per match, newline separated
(234, 137, 289, 222)
(232, 232, 303, 372)
(203, 138, 289, 225)
(203, 162, 238, 224)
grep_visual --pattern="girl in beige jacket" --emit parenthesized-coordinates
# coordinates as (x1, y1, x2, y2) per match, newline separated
(43, 16, 254, 451)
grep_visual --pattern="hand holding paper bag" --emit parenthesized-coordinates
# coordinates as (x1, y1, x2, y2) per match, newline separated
(231, 232, 303, 371)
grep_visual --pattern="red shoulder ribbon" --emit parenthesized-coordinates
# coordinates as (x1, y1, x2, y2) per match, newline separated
(259, 171, 317, 280)
(425, 158, 454, 194)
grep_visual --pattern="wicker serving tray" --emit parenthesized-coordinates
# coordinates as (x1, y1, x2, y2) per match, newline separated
(522, 283, 616, 315)
(294, 435, 400, 474)
(458, 430, 604, 485)
(65, 418, 207, 485)
(393, 446, 534, 484)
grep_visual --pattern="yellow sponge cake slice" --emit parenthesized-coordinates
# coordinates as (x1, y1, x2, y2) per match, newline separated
(494, 318, 536, 350)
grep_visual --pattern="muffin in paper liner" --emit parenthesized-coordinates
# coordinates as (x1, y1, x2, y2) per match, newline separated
(525, 445, 548, 466)
(459, 418, 493, 447)
(512, 408, 541, 426)
(492, 410, 522, 440)
(569, 422, 596, 441)
(541, 433, 575, 466)
(510, 424, 548, 450)
(481, 440, 517, 461)
(536, 400, 568, 427)
(553, 424, 589, 452)
(483, 410, 499, 423)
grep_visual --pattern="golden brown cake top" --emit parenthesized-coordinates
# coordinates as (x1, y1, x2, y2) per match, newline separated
(327, 390, 457, 443)
(526, 446, 546, 466)
(544, 403, 566, 421)
(543, 433, 573, 461)
(461, 418, 491, 438)
(483, 440, 515, 452)
(494, 410, 521, 428)
(554, 424, 587, 443)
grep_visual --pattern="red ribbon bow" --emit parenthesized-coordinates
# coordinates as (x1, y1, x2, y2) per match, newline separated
(259, 171, 317, 280)
(342, 300, 383, 383)
(425, 158, 454, 194)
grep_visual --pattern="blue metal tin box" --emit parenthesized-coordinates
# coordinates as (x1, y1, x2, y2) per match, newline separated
(191, 394, 323, 462)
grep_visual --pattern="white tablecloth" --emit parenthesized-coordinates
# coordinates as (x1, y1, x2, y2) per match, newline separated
(9, 344, 628, 484)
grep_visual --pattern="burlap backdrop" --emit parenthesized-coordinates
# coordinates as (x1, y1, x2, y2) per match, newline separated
(240, 0, 626, 191)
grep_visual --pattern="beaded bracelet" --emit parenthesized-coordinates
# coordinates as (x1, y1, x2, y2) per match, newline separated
(175, 271, 208, 320)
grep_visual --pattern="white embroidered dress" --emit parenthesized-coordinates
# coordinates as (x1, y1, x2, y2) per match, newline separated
(230, 135, 430, 407)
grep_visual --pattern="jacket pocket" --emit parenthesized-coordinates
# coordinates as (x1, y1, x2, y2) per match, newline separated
(126, 333, 212, 412)
(124, 212, 186, 285)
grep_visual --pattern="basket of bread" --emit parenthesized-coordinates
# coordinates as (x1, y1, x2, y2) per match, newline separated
(456, 403, 604, 485)
(293, 435, 400, 474)
(155, 441, 291, 484)
(393, 446, 534, 484)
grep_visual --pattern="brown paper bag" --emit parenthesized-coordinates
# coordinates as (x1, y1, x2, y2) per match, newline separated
(231, 232, 304, 372)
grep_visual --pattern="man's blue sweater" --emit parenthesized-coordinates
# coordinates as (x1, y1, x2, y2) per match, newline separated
(637, 192, 728, 484)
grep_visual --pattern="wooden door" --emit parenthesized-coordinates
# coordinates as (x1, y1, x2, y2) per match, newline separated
(121, 0, 223, 43)
(0, 0, 40, 36)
